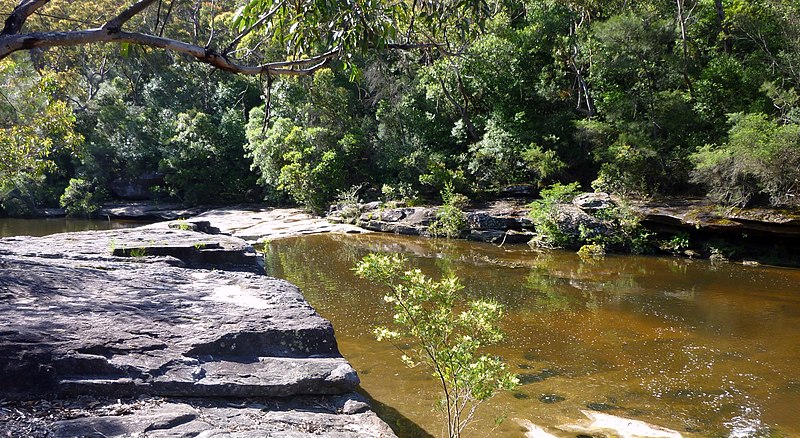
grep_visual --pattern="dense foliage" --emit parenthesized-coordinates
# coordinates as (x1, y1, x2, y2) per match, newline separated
(3, 0, 800, 215)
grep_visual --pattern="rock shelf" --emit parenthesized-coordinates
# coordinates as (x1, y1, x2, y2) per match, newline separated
(0, 227, 394, 437)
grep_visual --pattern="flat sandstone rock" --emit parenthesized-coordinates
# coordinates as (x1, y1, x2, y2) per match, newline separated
(0, 228, 395, 437)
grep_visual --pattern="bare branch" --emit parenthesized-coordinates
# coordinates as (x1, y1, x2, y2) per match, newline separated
(1, 0, 51, 35)
(102, 0, 159, 32)
(0, 29, 340, 76)
(223, 0, 286, 55)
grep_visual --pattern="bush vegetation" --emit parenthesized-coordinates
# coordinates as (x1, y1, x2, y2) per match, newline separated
(428, 182, 469, 239)
(354, 253, 518, 438)
(529, 183, 652, 254)
(59, 178, 105, 217)
(4, 0, 800, 216)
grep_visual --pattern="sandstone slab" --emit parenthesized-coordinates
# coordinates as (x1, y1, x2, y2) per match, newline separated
(182, 207, 368, 243)
(0, 227, 395, 436)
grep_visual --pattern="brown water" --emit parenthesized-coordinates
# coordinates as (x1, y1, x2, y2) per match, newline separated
(263, 233, 800, 438)
(0, 217, 148, 237)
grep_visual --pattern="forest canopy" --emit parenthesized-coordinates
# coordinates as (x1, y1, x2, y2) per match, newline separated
(2, 0, 800, 215)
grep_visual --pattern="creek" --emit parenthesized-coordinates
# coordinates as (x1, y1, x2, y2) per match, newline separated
(0, 217, 147, 237)
(263, 233, 800, 437)
(3, 218, 798, 437)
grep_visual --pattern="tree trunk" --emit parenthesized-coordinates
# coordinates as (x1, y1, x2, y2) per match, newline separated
(715, 0, 732, 53)
(676, 0, 694, 94)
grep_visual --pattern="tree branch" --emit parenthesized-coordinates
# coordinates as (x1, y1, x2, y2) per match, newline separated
(0, 28, 339, 76)
(1, 0, 50, 35)
(102, 0, 159, 32)
(223, 0, 286, 55)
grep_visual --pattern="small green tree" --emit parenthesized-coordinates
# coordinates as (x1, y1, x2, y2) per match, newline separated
(354, 253, 518, 438)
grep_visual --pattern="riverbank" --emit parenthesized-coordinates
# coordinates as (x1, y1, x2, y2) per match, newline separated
(10, 194, 800, 266)
(0, 226, 394, 437)
(326, 194, 800, 266)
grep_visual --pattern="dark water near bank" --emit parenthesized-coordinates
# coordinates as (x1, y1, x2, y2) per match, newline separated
(263, 233, 800, 437)
(0, 218, 147, 238)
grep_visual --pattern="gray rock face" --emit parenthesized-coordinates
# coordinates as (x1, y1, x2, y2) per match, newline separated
(0, 227, 395, 436)
(51, 396, 393, 437)
(573, 192, 615, 211)
(3, 394, 395, 437)
(551, 204, 610, 240)
(99, 202, 208, 220)
(189, 207, 367, 243)
(354, 203, 537, 244)
(632, 198, 800, 238)
(468, 229, 535, 244)
(465, 211, 519, 230)
(358, 207, 438, 236)
(109, 173, 165, 200)
(498, 184, 538, 198)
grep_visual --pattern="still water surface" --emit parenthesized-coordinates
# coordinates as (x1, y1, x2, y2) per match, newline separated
(263, 233, 800, 437)
(0, 217, 146, 237)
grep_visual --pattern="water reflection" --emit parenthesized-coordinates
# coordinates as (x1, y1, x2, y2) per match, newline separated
(0, 217, 147, 237)
(263, 233, 800, 437)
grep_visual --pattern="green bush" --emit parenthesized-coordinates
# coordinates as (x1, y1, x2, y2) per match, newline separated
(246, 115, 350, 213)
(467, 113, 565, 191)
(332, 185, 363, 224)
(691, 113, 800, 207)
(59, 178, 104, 217)
(0, 174, 59, 217)
(592, 203, 654, 254)
(354, 253, 518, 438)
(381, 182, 418, 204)
(660, 232, 691, 254)
(160, 109, 256, 204)
(527, 182, 583, 248)
(428, 182, 468, 238)
(529, 183, 653, 253)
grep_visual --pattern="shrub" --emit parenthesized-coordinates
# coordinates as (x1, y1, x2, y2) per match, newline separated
(660, 232, 691, 254)
(353, 253, 518, 438)
(691, 113, 800, 207)
(529, 183, 653, 253)
(381, 182, 418, 204)
(467, 113, 565, 190)
(59, 178, 104, 217)
(332, 185, 364, 224)
(592, 202, 654, 254)
(527, 182, 583, 248)
(428, 182, 468, 238)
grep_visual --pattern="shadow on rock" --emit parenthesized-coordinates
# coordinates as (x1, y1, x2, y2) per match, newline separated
(357, 388, 434, 438)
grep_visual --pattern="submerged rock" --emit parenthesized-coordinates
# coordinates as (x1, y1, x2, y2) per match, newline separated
(559, 410, 682, 438)
(538, 394, 566, 404)
(515, 418, 560, 438)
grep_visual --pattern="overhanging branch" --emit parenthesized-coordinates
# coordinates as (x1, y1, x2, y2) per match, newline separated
(1, 0, 50, 35)
(0, 28, 340, 76)
(102, 0, 158, 32)
(0, 0, 452, 77)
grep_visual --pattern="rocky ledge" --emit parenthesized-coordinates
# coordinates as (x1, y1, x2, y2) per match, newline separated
(328, 200, 535, 244)
(631, 197, 800, 238)
(0, 228, 394, 437)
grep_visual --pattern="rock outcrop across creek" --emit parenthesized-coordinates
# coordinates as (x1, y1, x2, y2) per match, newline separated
(0, 227, 395, 437)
